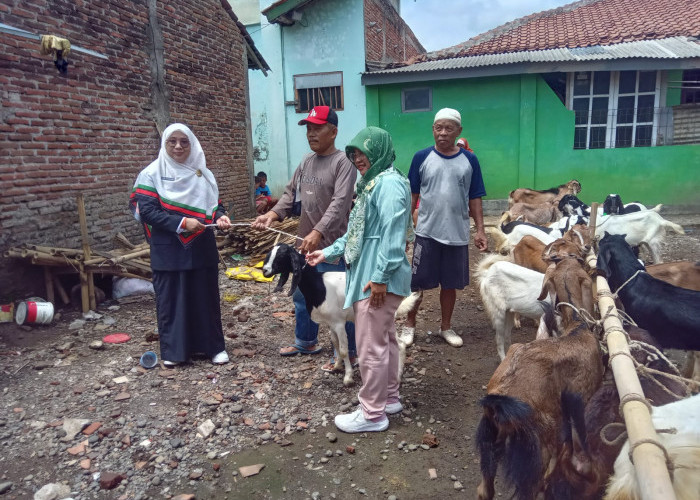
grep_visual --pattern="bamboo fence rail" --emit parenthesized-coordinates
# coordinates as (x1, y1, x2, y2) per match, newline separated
(587, 203, 677, 500)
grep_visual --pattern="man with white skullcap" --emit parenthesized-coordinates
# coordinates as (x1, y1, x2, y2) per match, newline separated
(401, 108, 487, 348)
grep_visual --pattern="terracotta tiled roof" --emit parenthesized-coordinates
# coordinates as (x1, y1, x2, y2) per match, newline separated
(413, 0, 700, 63)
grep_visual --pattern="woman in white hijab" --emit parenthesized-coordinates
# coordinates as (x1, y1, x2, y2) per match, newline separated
(130, 124, 231, 366)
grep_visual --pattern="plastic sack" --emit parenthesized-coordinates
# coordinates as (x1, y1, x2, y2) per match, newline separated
(112, 277, 155, 299)
(225, 265, 274, 283)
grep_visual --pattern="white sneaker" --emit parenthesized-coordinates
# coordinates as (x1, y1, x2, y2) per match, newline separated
(335, 408, 389, 433)
(439, 329, 463, 347)
(212, 351, 230, 364)
(385, 402, 403, 415)
(399, 326, 415, 347)
(162, 360, 179, 367)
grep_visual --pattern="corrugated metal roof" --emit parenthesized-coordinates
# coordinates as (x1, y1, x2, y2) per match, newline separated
(366, 36, 700, 76)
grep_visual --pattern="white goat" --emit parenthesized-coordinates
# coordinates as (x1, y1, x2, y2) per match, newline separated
(476, 254, 553, 360)
(262, 244, 414, 386)
(594, 211, 685, 263)
(604, 394, 700, 500)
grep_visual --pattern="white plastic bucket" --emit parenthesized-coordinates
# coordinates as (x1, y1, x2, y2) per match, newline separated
(15, 301, 54, 325)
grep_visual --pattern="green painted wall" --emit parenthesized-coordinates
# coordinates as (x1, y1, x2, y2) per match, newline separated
(367, 73, 700, 205)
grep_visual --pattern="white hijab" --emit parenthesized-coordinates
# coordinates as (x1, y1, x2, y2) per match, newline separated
(132, 123, 219, 222)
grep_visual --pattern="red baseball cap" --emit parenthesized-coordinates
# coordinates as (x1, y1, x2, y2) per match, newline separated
(298, 106, 338, 126)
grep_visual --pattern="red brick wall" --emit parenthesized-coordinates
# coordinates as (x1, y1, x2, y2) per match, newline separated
(364, 0, 425, 68)
(0, 0, 255, 298)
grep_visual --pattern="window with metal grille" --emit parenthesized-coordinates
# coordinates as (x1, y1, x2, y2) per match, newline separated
(680, 69, 700, 104)
(293, 72, 343, 113)
(569, 70, 659, 149)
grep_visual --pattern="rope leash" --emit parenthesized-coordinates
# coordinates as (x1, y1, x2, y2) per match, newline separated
(208, 222, 304, 242)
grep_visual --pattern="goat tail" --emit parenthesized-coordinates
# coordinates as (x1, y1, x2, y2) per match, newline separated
(478, 395, 542, 499)
(485, 227, 511, 255)
(651, 203, 663, 213)
(665, 219, 685, 235)
(475, 253, 511, 283)
(395, 291, 423, 319)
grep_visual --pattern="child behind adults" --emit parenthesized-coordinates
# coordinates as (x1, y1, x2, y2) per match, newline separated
(254, 171, 278, 214)
(307, 126, 413, 433)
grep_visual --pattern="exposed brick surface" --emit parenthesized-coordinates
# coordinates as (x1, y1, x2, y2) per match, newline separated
(0, 0, 256, 298)
(364, 0, 425, 68)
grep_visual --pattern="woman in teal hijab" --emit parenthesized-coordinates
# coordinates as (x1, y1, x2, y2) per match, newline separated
(307, 126, 413, 433)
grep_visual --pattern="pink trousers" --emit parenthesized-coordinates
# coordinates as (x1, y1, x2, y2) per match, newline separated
(353, 293, 403, 420)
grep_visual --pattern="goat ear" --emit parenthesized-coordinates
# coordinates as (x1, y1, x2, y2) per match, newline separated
(274, 272, 289, 293)
(596, 246, 611, 279)
(287, 251, 303, 297)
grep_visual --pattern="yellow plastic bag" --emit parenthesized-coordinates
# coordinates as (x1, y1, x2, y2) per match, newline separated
(225, 266, 274, 283)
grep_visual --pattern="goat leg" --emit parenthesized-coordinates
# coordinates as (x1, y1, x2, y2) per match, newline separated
(329, 322, 353, 387)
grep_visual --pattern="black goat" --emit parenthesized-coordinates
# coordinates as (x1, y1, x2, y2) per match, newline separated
(596, 232, 700, 350)
(262, 243, 413, 386)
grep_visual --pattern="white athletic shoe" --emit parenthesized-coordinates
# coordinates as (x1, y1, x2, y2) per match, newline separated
(212, 351, 230, 364)
(439, 329, 463, 347)
(399, 326, 415, 347)
(385, 402, 403, 415)
(335, 408, 389, 433)
(162, 360, 179, 368)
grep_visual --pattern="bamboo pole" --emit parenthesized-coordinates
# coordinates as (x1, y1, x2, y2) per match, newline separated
(84, 248, 151, 266)
(587, 202, 676, 500)
(43, 267, 55, 304)
(53, 276, 70, 305)
(76, 194, 96, 311)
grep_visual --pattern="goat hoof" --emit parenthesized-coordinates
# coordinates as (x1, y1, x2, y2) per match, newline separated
(343, 378, 354, 387)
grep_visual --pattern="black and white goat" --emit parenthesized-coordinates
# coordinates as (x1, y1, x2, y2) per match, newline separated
(262, 243, 414, 386)
(596, 233, 700, 350)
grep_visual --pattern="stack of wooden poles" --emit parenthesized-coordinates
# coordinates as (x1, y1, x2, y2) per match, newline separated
(3, 197, 299, 313)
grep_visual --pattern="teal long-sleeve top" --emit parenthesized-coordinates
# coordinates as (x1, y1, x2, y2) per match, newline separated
(323, 170, 412, 309)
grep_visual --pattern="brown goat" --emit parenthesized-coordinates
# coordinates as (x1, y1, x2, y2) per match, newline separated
(538, 258, 594, 328)
(509, 179, 581, 207)
(549, 327, 689, 499)
(646, 261, 700, 291)
(513, 235, 549, 272)
(476, 320, 603, 500)
(506, 201, 561, 225)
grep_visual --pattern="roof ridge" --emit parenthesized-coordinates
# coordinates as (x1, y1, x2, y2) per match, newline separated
(431, 0, 599, 58)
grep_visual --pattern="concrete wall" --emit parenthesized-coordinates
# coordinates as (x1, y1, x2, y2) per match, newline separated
(245, 0, 367, 196)
(0, 0, 254, 299)
(366, 72, 700, 206)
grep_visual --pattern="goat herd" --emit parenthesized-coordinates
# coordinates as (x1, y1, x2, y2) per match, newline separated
(261, 179, 699, 500)
(476, 180, 699, 500)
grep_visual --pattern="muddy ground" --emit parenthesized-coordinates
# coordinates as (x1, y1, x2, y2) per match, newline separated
(0, 215, 698, 500)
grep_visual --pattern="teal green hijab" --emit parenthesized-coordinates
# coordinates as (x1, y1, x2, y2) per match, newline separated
(343, 127, 412, 265)
(346, 126, 397, 193)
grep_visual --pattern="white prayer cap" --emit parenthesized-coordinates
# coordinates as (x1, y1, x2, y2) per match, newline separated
(434, 108, 461, 126)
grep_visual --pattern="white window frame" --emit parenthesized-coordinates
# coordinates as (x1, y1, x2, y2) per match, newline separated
(567, 70, 660, 149)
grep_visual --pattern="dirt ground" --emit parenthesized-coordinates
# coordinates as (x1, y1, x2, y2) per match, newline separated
(0, 215, 698, 500)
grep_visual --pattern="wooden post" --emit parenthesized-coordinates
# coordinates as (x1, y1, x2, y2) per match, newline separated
(77, 194, 96, 311)
(43, 267, 55, 304)
(586, 249, 677, 500)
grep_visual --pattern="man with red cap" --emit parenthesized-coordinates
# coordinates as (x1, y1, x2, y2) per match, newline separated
(253, 106, 357, 366)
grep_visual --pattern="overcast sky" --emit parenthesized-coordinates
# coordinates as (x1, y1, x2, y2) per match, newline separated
(401, 0, 576, 52)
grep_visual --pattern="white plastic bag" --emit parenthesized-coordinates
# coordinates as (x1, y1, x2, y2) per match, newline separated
(112, 277, 155, 299)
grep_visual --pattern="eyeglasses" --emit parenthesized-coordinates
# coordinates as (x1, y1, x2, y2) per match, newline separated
(166, 139, 191, 148)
